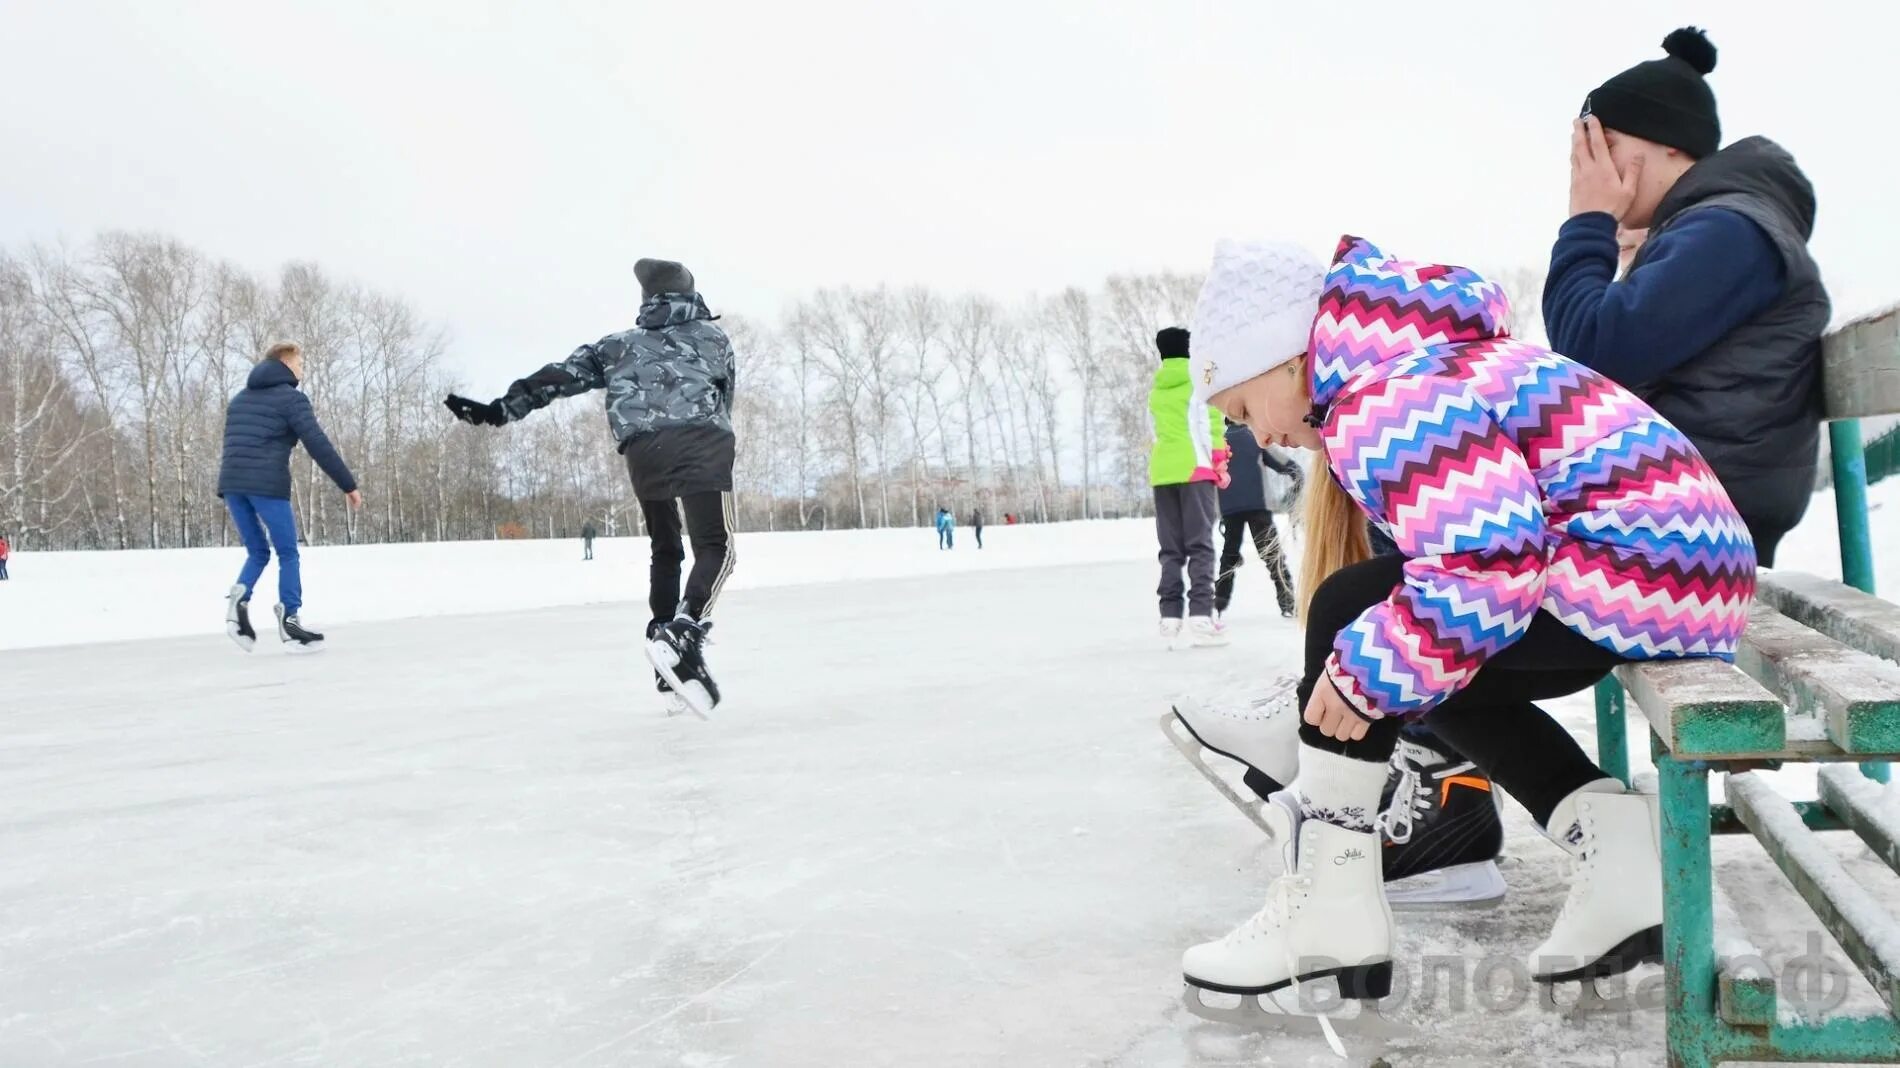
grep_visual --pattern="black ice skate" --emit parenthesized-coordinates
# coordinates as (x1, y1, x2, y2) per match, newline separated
(1377, 733, 1508, 909)
(225, 584, 257, 652)
(647, 620, 687, 717)
(274, 604, 325, 651)
(647, 616, 719, 719)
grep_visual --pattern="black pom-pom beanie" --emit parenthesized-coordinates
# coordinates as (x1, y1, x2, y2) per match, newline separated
(1582, 27, 1720, 159)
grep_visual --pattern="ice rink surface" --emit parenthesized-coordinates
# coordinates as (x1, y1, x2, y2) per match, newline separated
(6, 516, 1896, 1065)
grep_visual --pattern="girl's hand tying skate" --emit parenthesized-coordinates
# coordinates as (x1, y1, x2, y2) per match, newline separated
(1304, 679, 1371, 742)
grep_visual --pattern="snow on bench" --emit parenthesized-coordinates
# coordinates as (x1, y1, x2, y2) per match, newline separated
(1614, 658, 1784, 759)
(1734, 603, 1900, 755)
(1728, 772, 1900, 1018)
(1758, 572, 1900, 681)
(1619, 575, 1900, 761)
(1712, 879, 1778, 1027)
(1818, 765, 1900, 876)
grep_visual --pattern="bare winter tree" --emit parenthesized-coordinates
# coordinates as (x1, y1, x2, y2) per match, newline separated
(1, 253, 98, 546)
(943, 294, 999, 517)
(1051, 286, 1104, 519)
(10, 227, 1337, 550)
(894, 286, 944, 527)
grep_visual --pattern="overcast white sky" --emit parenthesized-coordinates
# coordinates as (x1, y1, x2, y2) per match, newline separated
(3, 0, 1894, 391)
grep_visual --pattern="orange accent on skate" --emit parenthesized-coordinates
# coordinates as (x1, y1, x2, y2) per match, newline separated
(1440, 775, 1491, 807)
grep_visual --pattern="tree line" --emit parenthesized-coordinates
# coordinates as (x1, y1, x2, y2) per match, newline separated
(0, 230, 1546, 551)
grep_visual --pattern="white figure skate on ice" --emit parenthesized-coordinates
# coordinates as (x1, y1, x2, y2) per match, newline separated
(1181, 792, 1410, 1051)
(1531, 779, 1665, 1016)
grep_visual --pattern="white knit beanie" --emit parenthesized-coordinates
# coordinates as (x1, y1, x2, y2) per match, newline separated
(1188, 239, 1328, 398)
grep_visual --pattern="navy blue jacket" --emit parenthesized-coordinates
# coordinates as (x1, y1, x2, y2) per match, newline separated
(1544, 137, 1828, 541)
(1544, 209, 1783, 387)
(216, 360, 356, 500)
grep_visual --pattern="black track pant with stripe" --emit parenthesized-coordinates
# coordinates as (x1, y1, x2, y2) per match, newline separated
(640, 491, 735, 624)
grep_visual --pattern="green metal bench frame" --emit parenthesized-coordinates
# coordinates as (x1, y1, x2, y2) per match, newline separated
(1592, 307, 1900, 1067)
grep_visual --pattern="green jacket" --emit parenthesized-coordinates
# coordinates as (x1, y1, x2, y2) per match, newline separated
(1148, 357, 1226, 487)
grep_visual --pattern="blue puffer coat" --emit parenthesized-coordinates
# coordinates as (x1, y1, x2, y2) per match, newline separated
(216, 360, 356, 499)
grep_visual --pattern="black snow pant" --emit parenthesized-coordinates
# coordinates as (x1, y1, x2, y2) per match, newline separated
(1154, 481, 1219, 619)
(1739, 514, 1789, 569)
(1296, 554, 1625, 828)
(1215, 511, 1294, 615)
(640, 491, 735, 625)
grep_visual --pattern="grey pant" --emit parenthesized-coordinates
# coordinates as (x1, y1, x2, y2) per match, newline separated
(1154, 482, 1219, 619)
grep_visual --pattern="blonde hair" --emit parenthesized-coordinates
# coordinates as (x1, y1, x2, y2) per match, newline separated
(264, 341, 302, 362)
(1293, 355, 1371, 620)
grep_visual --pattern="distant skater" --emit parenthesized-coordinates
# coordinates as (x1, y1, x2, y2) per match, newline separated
(1148, 326, 1228, 647)
(1214, 419, 1299, 619)
(216, 341, 362, 651)
(936, 507, 955, 550)
(0, 533, 9, 580)
(447, 258, 736, 717)
(972, 509, 985, 549)
(582, 520, 597, 561)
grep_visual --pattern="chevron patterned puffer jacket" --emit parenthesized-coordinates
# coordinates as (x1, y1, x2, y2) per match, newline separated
(1309, 237, 1756, 720)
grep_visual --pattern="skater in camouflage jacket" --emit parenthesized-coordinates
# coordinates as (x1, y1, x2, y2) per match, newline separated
(445, 259, 737, 716)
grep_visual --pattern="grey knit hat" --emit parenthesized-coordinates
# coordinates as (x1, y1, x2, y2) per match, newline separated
(634, 258, 696, 298)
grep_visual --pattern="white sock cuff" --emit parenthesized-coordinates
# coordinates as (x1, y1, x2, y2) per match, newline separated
(1291, 743, 1389, 832)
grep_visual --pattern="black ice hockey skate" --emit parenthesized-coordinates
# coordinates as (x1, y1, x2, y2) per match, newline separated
(274, 604, 325, 651)
(1378, 733, 1508, 909)
(225, 584, 257, 652)
(647, 616, 719, 719)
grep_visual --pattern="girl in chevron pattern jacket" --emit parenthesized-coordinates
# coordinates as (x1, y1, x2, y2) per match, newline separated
(1173, 235, 1756, 1016)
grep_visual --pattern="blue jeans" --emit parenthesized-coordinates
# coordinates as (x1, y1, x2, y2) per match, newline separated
(227, 495, 302, 615)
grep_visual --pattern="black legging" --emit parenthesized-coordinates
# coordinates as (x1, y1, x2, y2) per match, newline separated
(640, 492, 735, 624)
(1216, 511, 1294, 614)
(1297, 555, 1622, 826)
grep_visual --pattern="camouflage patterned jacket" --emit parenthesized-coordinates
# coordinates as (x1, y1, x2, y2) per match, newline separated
(498, 293, 735, 444)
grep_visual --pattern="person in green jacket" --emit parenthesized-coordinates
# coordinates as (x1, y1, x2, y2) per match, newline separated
(1149, 327, 1230, 647)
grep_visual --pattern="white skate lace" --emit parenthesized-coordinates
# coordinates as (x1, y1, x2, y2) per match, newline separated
(1550, 810, 1600, 931)
(1225, 869, 1349, 1059)
(1376, 749, 1429, 845)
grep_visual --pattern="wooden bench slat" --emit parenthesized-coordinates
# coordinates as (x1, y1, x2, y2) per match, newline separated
(1735, 605, 1900, 754)
(1728, 772, 1900, 1017)
(1758, 572, 1900, 668)
(1818, 765, 1900, 876)
(1616, 660, 1785, 758)
(1822, 306, 1900, 420)
(1713, 879, 1777, 1027)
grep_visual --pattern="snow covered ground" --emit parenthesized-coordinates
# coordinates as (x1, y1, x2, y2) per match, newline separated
(0, 520, 1153, 652)
(5, 491, 1900, 1065)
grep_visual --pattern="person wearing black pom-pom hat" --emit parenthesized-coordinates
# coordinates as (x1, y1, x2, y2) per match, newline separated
(1545, 26, 1829, 566)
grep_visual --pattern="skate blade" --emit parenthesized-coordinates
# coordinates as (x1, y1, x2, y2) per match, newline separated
(676, 681, 716, 720)
(1386, 861, 1508, 912)
(1161, 713, 1277, 837)
(661, 694, 690, 718)
(1536, 971, 1666, 1017)
(1182, 984, 1412, 1041)
(647, 641, 710, 721)
(281, 641, 324, 655)
(226, 627, 255, 652)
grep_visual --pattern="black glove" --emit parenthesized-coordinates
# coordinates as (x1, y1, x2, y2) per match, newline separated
(444, 394, 508, 427)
